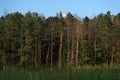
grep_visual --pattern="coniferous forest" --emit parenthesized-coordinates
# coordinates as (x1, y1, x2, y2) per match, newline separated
(0, 11, 120, 71)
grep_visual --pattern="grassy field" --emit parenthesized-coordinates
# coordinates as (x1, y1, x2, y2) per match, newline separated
(0, 66, 120, 80)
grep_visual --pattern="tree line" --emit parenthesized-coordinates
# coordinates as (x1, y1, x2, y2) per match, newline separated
(0, 11, 120, 70)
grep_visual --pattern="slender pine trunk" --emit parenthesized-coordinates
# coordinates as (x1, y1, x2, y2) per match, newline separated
(58, 32, 62, 70)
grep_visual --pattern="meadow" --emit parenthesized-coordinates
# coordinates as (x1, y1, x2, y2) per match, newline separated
(0, 66, 120, 80)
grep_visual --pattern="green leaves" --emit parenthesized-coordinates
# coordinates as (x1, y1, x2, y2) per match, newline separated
(0, 11, 120, 69)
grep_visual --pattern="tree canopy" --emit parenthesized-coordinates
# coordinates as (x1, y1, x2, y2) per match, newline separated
(0, 11, 120, 70)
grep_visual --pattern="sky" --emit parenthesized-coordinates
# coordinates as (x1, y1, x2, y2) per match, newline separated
(0, 0, 120, 18)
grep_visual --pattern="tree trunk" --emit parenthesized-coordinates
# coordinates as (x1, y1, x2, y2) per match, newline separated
(111, 51, 113, 65)
(94, 38, 97, 65)
(35, 40, 37, 68)
(50, 42, 53, 71)
(38, 40, 42, 65)
(67, 21, 70, 67)
(71, 30, 74, 67)
(110, 37, 113, 66)
(20, 27, 23, 66)
(35, 39, 42, 68)
(71, 43, 74, 67)
(50, 25, 53, 71)
(75, 19, 79, 67)
(46, 43, 50, 66)
(81, 41, 84, 65)
(58, 32, 62, 70)
(76, 38, 79, 67)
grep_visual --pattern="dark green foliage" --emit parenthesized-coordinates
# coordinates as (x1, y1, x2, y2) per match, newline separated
(0, 11, 120, 70)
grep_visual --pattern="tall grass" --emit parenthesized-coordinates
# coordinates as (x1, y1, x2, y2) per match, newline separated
(0, 66, 120, 80)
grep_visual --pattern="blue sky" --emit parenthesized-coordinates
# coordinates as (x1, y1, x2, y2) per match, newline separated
(0, 0, 120, 18)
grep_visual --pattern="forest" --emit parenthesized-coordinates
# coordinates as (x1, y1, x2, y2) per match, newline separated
(0, 11, 120, 71)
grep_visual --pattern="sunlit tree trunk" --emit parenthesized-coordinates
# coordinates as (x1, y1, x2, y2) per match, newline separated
(75, 19, 79, 67)
(46, 43, 50, 66)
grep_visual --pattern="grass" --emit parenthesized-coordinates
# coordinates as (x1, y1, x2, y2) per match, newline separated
(0, 66, 120, 80)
